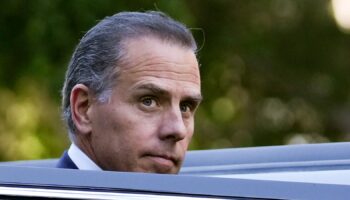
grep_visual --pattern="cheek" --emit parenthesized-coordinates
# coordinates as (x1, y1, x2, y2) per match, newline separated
(91, 107, 130, 146)
(185, 120, 195, 138)
(182, 123, 195, 147)
(185, 132, 194, 145)
(109, 109, 158, 145)
(180, 127, 194, 147)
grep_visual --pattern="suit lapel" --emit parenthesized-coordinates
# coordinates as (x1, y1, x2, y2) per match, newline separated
(56, 151, 78, 169)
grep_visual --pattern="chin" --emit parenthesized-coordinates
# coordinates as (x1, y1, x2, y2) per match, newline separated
(139, 166, 179, 174)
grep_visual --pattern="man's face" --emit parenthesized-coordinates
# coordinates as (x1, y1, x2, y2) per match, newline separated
(87, 37, 201, 174)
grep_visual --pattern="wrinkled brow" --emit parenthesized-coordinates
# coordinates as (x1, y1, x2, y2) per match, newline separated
(136, 83, 203, 102)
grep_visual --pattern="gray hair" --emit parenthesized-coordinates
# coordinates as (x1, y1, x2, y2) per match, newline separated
(61, 11, 197, 137)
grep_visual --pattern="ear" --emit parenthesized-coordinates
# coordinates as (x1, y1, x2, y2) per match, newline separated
(70, 84, 93, 135)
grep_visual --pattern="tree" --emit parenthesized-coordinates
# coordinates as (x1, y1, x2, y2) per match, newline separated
(0, 0, 349, 160)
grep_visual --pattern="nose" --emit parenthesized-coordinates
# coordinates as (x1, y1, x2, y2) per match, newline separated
(158, 106, 188, 142)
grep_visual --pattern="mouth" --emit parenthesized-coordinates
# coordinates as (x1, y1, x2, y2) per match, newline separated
(144, 154, 178, 169)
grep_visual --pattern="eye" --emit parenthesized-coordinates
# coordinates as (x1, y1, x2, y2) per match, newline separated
(180, 102, 191, 113)
(140, 96, 157, 107)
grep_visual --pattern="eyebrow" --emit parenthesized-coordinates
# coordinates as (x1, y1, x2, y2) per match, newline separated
(135, 83, 203, 103)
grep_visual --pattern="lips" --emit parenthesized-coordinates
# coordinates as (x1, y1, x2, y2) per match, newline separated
(144, 153, 178, 168)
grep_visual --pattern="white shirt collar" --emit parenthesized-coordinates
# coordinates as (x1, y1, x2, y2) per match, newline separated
(67, 143, 102, 171)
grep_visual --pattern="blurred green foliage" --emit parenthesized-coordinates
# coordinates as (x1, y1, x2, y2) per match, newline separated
(1, 0, 349, 161)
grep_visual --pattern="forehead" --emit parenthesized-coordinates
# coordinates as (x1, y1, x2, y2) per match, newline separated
(116, 37, 201, 89)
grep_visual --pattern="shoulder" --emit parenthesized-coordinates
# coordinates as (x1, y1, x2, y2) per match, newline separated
(56, 151, 78, 169)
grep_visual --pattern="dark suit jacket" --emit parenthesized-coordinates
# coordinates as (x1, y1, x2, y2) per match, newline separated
(56, 151, 78, 169)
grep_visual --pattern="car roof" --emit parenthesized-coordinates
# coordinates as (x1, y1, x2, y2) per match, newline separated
(1, 165, 350, 199)
(2, 142, 349, 175)
(1, 142, 350, 199)
(2, 142, 350, 168)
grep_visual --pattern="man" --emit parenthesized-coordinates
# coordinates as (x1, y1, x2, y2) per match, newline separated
(56, 11, 202, 174)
